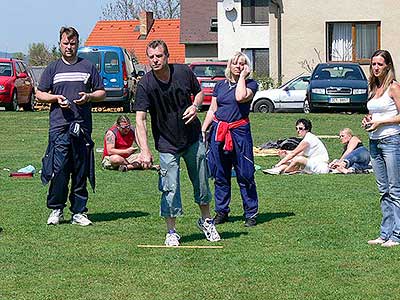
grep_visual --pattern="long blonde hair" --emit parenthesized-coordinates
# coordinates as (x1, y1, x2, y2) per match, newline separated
(225, 51, 252, 83)
(368, 50, 396, 99)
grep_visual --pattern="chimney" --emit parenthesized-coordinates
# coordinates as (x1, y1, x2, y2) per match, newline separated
(139, 11, 154, 38)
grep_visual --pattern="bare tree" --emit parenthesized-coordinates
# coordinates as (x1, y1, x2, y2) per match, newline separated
(298, 48, 323, 73)
(101, 0, 180, 20)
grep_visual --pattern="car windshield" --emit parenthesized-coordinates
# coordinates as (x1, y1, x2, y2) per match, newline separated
(0, 63, 13, 77)
(313, 65, 364, 80)
(192, 65, 226, 77)
(78, 52, 101, 72)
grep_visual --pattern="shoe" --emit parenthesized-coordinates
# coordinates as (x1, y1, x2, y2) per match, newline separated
(367, 237, 386, 245)
(262, 167, 281, 175)
(214, 213, 229, 225)
(71, 213, 93, 226)
(244, 217, 257, 227)
(381, 239, 400, 248)
(47, 209, 64, 225)
(197, 218, 221, 242)
(165, 231, 180, 246)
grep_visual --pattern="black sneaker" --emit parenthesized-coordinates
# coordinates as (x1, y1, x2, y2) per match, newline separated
(214, 213, 229, 225)
(244, 217, 257, 227)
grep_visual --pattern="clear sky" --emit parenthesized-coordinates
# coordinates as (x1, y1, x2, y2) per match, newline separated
(2, 0, 108, 53)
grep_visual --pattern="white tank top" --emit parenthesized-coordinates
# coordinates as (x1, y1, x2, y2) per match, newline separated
(367, 87, 400, 139)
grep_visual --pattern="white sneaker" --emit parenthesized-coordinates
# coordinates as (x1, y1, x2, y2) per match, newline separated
(262, 167, 281, 175)
(197, 218, 221, 242)
(71, 213, 93, 226)
(381, 239, 400, 248)
(165, 232, 180, 246)
(47, 209, 64, 225)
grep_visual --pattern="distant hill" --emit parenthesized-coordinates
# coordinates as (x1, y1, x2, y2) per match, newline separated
(0, 51, 15, 58)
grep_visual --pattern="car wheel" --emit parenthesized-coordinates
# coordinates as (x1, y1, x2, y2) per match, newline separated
(253, 99, 274, 113)
(22, 92, 35, 111)
(6, 91, 19, 111)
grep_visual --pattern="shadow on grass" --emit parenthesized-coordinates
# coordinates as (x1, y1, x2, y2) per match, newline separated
(89, 211, 149, 223)
(229, 211, 295, 225)
(180, 231, 248, 243)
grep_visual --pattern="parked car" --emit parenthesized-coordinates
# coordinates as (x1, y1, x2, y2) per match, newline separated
(0, 58, 36, 111)
(305, 62, 368, 113)
(78, 46, 139, 112)
(251, 74, 310, 113)
(189, 61, 227, 106)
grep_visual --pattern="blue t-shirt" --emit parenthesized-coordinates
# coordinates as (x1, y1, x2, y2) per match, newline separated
(134, 64, 202, 154)
(213, 79, 258, 123)
(38, 58, 104, 133)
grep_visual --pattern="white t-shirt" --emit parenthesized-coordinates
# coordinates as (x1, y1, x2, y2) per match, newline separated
(302, 132, 329, 162)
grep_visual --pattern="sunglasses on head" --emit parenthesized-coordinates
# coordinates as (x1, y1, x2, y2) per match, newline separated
(296, 126, 305, 131)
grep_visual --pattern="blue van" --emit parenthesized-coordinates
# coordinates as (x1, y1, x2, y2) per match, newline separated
(78, 46, 139, 112)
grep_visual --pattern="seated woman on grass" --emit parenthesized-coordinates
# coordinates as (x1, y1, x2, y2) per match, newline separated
(263, 118, 329, 175)
(329, 128, 371, 174)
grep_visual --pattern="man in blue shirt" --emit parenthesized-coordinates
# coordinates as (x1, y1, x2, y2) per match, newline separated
(36, 27, 105, 226)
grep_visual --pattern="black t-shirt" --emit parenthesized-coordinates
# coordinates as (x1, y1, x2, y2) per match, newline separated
(134, 64, 202, 153)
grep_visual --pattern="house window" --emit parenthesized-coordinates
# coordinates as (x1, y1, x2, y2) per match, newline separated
(327, 22, 380, 64)
(210, 17, 218, 32)
(242, 0, 269, 24)
(242, 48, 269, 77)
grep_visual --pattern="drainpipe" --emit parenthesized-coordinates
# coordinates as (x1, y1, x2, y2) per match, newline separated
(271, 0, 282, 85)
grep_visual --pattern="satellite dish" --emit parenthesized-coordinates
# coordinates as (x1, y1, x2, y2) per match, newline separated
(223, 0, 235, 12)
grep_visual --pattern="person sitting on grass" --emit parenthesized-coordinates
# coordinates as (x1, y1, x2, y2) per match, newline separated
(263, 118, 329, 175)
(329, 128, 371, 174)
(102, 115, 156, 172)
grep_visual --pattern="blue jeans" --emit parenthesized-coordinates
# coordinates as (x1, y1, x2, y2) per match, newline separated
(343, 146, 371, 172)
(158, 140, 212, 217)
(370, 134, 400, 242)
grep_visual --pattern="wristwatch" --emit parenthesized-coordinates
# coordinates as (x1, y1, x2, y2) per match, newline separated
(193, 103, 201, 111)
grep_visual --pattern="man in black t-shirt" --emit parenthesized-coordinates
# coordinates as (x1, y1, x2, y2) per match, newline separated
(134, 40, 220, 246)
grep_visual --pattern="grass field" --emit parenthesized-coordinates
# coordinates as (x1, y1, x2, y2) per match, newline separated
(0, 111, 398, 300)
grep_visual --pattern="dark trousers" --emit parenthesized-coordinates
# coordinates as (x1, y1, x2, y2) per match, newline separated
(207, 123, 258, 219)
(43, 129, 89, 214)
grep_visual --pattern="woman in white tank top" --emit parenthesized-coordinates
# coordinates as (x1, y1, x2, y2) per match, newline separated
(363, 50, 400, 247)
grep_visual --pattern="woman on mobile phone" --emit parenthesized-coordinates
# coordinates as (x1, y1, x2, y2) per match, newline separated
(202, 52, 259, 227)
(363, 50, 400, 247)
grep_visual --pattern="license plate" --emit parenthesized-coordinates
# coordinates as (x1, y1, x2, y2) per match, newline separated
(201, 81, 216, 88)
(330, 97, 350, 104)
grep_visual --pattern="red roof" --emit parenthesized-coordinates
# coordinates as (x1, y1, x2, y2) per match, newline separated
(85, 19, 185, 64)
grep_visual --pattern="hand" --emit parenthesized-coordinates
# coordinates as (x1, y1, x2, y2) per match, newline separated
(56, 95, 69, 109)
(277, 149, 287, 157)
(240, 65, 250, 78)
(126, 147, 137, 155)
(365, 120, 379, 132)
(138, 151, 153, 169)
(361, 114, 372, 128)
(182, 105, 197, 125)
(73, 92, 91, 105)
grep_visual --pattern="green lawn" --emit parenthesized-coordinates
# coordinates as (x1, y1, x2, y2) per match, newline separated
(0, 111, 398, 300)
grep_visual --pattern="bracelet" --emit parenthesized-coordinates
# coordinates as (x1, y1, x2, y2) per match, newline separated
(192, 103, 200, 111)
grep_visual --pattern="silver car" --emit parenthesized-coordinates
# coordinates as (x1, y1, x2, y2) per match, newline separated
(251, 74, 310, 113)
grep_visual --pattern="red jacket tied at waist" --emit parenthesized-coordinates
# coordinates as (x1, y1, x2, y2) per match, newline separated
(214, 116, 249, 151)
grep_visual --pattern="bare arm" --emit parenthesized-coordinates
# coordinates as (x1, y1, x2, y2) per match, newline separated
(135, 111, 153, 168)
(201, 96, 218, 142)
(36, 90, 70, 109)
(235, 65, 254, 103)
(338, 136, 361, 162)
(74, 89, 106, 105)
(275, 140, 309, 167)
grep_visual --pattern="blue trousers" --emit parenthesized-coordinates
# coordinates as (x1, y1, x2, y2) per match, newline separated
(207, 123, 258, 219)
(42, 128, 92, 214)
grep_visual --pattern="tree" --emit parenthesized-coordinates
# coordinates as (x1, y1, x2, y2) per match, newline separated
(28, 43, 51, 66)
(13, 52, 25, 60)
(101, 0, 180, 20)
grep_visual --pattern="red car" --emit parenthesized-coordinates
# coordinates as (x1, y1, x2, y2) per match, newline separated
(189, 61, 227, 106)
(0, 58, 35, 111)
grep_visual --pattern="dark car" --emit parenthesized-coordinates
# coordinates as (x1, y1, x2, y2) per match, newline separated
(0, 58, 35, 111)
(189, 61, 227, 106)
(304, 62, 368, 113)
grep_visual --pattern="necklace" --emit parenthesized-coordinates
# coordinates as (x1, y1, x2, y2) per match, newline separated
(228, 81, 237, 90)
